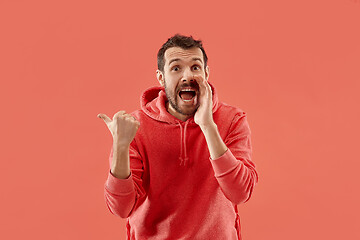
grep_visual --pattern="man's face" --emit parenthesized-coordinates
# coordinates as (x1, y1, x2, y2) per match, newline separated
(157, 47, 209, 120)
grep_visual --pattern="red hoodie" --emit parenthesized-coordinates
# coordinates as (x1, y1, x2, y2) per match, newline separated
(104, 82, 259, 240)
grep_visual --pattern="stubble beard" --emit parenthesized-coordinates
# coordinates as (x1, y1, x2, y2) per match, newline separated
(163, 78, 198, 116)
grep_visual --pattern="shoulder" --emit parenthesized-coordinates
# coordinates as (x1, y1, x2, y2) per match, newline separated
(213, 101, 249, 133)
(215, 101, 247, 119)
(129, 109, 149, 120)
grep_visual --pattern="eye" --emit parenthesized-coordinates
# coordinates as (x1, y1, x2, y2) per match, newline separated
(172, 66, 180, 71)
(192, 65, 201, 71)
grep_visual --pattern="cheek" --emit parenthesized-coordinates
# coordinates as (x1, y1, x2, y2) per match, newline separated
(165, 77, 177, 88)
(164, 80, 176, 93)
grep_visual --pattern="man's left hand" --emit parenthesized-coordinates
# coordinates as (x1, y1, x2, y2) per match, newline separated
(194, 75, 214, 128)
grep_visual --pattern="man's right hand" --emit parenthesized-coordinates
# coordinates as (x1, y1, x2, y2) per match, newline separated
(97, 111, 140, 146)
(97, 111, 140, 179)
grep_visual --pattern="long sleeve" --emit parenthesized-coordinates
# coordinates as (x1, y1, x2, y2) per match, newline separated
(210, 112, 259, 205)
(104, 139, 146, 218)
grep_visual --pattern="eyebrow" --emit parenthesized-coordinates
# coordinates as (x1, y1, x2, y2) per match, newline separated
(168, 57, 203, 66)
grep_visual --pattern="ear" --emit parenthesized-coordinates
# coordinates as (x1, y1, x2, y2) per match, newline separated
(205, 65, 210, 80)
(156, 69, 165, 87)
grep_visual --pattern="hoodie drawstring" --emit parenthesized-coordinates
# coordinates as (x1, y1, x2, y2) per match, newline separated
(178, 121, 190, 166)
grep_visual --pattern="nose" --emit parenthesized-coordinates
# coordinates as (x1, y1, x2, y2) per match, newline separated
(181, 68, 194, 83)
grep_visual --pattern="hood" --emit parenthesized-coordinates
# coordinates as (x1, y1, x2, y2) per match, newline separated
(140, 81, 220, 166)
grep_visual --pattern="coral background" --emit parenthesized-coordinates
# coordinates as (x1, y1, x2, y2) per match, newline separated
(1, 0, 359, 239)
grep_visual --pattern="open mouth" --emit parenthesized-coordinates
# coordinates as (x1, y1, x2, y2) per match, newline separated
(179, 89, 196, 102)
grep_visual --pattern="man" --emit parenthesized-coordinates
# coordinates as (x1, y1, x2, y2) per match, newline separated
(97, 34, 259, 240)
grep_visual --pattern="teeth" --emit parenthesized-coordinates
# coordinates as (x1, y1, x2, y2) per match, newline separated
(181, 95, 196, 102)
(179, 88, 196, 102)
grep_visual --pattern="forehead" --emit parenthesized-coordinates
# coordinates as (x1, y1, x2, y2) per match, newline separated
(164, 47, 203, 65)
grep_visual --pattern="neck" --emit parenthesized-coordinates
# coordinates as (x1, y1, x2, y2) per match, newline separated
(166, 102, 192, 122)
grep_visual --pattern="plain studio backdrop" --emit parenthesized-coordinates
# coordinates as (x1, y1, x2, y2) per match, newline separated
(0, 0, 359, 239)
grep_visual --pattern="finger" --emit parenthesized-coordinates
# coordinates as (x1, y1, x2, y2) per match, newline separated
(133, 119, 140, 127)
(114, 110, 126, 119)
(123, 113, 132, 118)
(192, 75, 203, 85)
(123, 114, 140, 128)
(131, 117, 140, 126)
(124, 115, 134, 121)
(204, 80, 212, 96)
(194, 76, 209, 98)
(97, 113, 111, 124)
(199, 77, 211, 93)
(122, 113, 137, 123)
(193, 75, 205, 92)
(126, 114, 140, 124)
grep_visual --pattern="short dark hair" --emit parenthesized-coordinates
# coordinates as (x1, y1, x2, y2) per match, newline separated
(157, 34, 208, 72)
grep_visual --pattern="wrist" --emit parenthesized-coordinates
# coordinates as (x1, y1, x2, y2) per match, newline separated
(199, 121, 217, 132)
(113, 139, 131, 150)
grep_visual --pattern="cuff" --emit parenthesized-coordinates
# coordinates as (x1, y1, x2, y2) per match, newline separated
(209, 148, 240, 177)
(105, 170, 135, 194)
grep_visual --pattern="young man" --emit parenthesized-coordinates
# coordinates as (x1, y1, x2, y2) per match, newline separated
(98, 34, 259, 240)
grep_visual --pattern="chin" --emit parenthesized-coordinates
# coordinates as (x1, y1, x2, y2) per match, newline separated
(180, 106, 198, 116)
